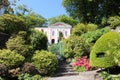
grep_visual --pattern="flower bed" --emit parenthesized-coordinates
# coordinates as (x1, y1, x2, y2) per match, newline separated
(72, 57, 92, 72)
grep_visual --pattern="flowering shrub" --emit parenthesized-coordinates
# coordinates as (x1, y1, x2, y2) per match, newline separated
(72, 57, 92, 72)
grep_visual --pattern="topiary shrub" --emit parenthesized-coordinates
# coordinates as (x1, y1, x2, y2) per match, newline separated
(21, 62, 38, 75)
(32, 50, 58, 75)
(0, 49, 25, 68)
(90, 31, 120, 68)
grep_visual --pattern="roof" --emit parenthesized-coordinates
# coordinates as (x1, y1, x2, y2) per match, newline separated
(49, 22, 72, 28)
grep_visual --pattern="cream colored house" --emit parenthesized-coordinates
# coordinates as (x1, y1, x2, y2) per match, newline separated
(35, 22, 72, 44)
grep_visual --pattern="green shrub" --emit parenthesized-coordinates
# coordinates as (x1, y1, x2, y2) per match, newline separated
(90, 31, 120, 68)
(72, 23, 98, 36)
(113, 50, 120, 66)
(6, 35, 33, 57)
(80, 27, 110, 43)
(32, 50, 58, 75)
(0, 49, 25, 68)
(18, 73, 31, 80)
(107, 16, 120, 29)
(18, 73, 43, 80)
(100, 71, 120, 80)
(62, 35, 92, 58)
(48, 44, 60, 55)
(29, 29, 48, 50)
(0, 14, 28, 35)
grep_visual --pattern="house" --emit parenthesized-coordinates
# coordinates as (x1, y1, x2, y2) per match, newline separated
(35, 22, 72, 44)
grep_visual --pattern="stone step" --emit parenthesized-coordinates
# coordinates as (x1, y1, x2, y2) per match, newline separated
(54, 71, 79, 77)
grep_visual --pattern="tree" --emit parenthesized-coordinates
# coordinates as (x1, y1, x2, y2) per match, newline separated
(14, 5, 46, 27)
(0, 0, 10, 15)
(48, 15, 78, 26)
(24, 12, 46, 27)
(0, 14, 28, 35)
(62, 0, 120, 24)
(0, 14, 28, 48)
(0, 0, 10, 7)
(15, 4, 30, 16)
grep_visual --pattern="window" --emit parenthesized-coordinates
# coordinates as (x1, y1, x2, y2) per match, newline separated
(52, 31, 54, 36)
(65, 31, 67, 36)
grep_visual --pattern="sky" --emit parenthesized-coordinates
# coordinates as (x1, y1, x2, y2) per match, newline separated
(16, 0, 67, 19)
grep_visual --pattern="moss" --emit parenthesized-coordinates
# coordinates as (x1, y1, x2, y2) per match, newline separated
(90, 31, 120, 68)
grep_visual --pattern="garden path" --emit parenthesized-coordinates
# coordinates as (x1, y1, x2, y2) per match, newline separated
(48, 60, 102, 80)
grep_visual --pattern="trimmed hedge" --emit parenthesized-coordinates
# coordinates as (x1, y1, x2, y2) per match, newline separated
(90, 31, 120, 68)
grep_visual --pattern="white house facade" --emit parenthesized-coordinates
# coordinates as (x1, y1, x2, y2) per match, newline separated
(35, 22, 72, 44)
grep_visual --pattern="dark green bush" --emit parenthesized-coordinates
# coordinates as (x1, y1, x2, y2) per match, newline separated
(90, 31, 120, 68)
(29, 29, 48, 50)
(32, 50, 58, 75)
(0, 49, 25, 68)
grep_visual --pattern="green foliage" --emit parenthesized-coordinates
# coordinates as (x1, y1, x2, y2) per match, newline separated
(48, 15, 78, 26)
(62, 0, 120, 24)
(74, 66, 85, 72)
(0, 49, 25, 68)
(15, 4, 30, 16)
(24, 12, 46, 27)
(14, 4, 46, 27)
(113, 50, 120, 66)
(0, 77, 4, 80)
(81, 27, 111, 43)
(72, 23, 98, 36)
(29, 29, 48, 50)
(62, 35, 92, 58)
(0, 0, 10, 7)
(48, 44, 60, 55)
(6, 33, 33, 57)
(18, 73, 43, 80)
(32, 50, 58, 75)
(0, 14, 28, 35)
(100, 71, 120, 80)
(90, 32, 120, 68)
(107, 16, 120, 29)
(18, 73, 31, 80)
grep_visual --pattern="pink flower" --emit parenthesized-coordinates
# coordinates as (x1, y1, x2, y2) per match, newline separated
(72, 57, 92, 71)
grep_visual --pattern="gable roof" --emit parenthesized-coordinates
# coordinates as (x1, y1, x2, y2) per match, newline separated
(49, 22, 72, 28)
